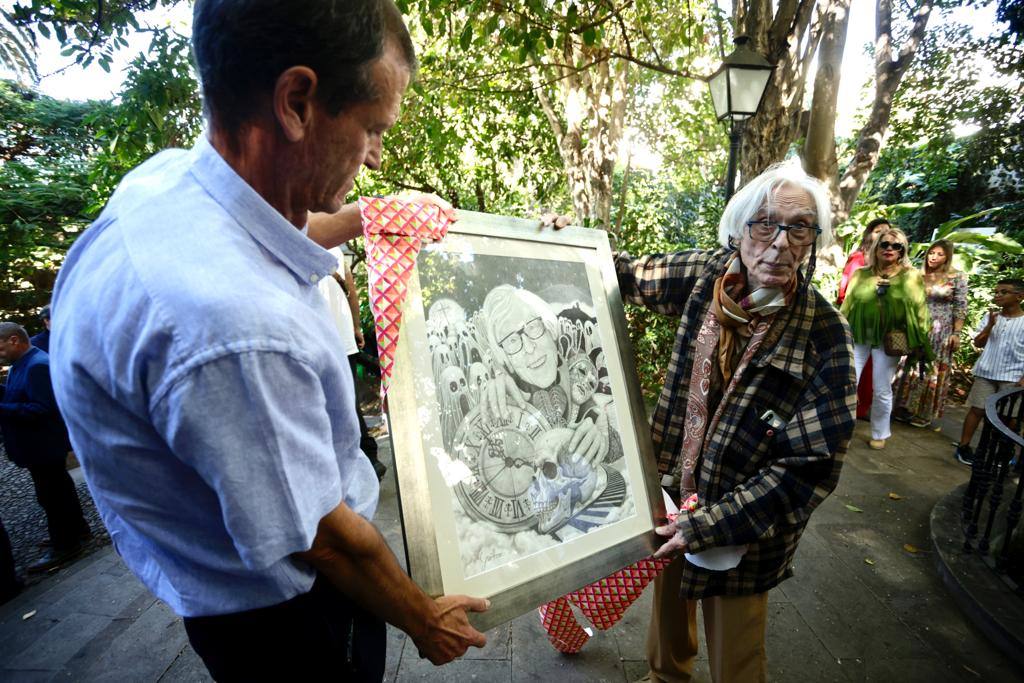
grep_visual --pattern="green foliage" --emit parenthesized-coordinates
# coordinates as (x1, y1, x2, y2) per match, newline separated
(10, 0, 179, 73)
(0, 80, 107, 325)
(11, 0, 1019, 408)
(86, 30, 201, 208)
(862, 12, 1023, 245)
(613, 169, 723, 403)
(0, 28, 200, 325)
(1, 7, 38, 81)
(352, 33, 565, 215)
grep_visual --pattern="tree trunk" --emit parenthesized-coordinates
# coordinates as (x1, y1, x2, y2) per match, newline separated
(834, 0, 934, 222)
(801, 0, 853, 271)
(736, 0, 831, 184)
(803, 0, 852, 211)
(534, 45, 628, 229)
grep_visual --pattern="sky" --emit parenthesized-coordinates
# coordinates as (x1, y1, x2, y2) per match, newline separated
(5, 1, 1006, 141)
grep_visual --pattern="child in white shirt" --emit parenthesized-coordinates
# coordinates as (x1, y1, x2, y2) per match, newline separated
(954, 278, 1024, 464)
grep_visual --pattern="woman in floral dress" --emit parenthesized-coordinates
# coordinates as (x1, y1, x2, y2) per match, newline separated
(893, 240, 968, 427)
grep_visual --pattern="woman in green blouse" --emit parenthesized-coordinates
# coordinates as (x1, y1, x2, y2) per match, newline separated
(841, 227, 933, 449)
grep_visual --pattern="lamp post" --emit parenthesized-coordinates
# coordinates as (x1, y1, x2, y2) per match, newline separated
(707, 36, 774, 200)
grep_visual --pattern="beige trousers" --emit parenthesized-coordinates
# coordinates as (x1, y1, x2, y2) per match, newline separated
(645, 557, 769, 683)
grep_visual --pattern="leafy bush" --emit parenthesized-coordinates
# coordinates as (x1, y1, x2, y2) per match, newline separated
(0, 81, 108, 325)
(613, 170, 723, 404)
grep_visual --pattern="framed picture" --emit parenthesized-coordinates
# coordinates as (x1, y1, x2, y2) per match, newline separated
(386, 210, 664, 630)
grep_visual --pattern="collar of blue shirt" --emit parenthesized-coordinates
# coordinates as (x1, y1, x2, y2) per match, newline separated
(188, 134, 339, 287)
(12, 345, 41, 371)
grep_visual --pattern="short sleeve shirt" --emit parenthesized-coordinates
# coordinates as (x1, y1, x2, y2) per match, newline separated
(49, 136, 379, 617)
(318, 247, 359, 357)
(973, 314, 1024, 382)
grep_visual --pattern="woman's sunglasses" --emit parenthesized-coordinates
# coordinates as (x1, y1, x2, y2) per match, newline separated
(878, 241, 905, 253)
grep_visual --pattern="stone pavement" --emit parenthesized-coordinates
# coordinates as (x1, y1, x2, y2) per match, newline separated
(1, 408, 1022, 681)
(0, 454, 110, 577)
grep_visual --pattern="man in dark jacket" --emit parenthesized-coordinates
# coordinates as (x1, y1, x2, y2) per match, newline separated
(30, 305, 50, 354)
(0, 322, 87, 572)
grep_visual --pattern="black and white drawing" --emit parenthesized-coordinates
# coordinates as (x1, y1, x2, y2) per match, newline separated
(417, 250, 637, 577)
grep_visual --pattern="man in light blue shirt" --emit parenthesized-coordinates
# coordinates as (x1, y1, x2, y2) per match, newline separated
(50, 0, 485, 679)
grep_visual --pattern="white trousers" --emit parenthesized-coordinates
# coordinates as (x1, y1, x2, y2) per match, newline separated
(853, 344, 900, 440)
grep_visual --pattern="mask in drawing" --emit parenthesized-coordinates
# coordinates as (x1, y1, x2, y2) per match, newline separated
(467, 362, 489, 407)
(438, 365, 470, 451)
(558, 317, 600, 406)
(454, 322, 483, 368)
(432, 342, 457, 389)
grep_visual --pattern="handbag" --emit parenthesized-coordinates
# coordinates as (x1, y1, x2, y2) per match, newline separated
(883, 329, 910, 357)
(877, 278, 911, 357)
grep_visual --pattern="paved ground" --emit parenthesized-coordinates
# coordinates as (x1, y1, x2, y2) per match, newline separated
(0, 454, 109, 579)
(1, 407, 1022, 681)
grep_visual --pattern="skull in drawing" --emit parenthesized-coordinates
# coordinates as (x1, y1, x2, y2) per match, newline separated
(528, 428, 598, 533)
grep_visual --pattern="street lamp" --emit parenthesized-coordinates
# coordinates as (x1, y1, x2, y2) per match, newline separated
(707, 36, 774, 200)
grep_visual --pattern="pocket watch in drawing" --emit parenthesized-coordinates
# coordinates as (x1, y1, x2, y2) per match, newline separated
(452, 403, 552, 532)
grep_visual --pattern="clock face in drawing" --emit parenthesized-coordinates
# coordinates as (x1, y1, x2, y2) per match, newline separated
(452, 403, 552, 532)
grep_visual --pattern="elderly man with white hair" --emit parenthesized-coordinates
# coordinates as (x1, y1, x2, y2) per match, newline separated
(605, 161, 856, 682)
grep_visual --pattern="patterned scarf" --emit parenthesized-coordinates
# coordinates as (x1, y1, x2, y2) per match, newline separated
(676, 253, 796, 497)
(712, 254, 795, 386)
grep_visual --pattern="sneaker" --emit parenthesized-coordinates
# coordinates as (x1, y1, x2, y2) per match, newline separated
(37, 528, 92, 550)
(868, 439, 886, 450)
(27, 545, 82, 574)
(954, 444, 974, 466)
(909, 417, 931, 428)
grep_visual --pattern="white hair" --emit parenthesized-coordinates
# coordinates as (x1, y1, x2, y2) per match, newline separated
(717, 159, 833, 250)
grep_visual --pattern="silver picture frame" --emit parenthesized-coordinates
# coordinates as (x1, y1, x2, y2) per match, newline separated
(385, 210, 664, 631)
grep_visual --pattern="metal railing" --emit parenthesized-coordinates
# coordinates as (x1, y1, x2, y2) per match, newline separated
(961, 386, 1024, 582)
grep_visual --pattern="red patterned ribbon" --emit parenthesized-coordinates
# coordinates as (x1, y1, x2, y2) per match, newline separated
(358, 197, 451, 404)
(538, 597, 592, 653)
(539, 502, 693, 653)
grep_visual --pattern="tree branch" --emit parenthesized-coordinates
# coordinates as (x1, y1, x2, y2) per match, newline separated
(636, 11, 666, 65)
(533, 79, 565, 143)
(778, 0, 820, 64)
(799, 1, 828, 72)
(448, 60, 569, 84)
(425, 54, 613, 95)
(745, 0, 773, 50)
(607, 51, 704, 80)
(572, 0, 635, 35)
(893, 0, 934, 75)
(875, 0, 894, 67)
(612, 4, 634, 64)
(89, 0, 105, 49)
(769, 0, 801, 45)
(486, 1, 557, 33)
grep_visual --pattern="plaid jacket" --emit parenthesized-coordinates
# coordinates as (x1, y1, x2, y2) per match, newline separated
(616, 248, 856, 598)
